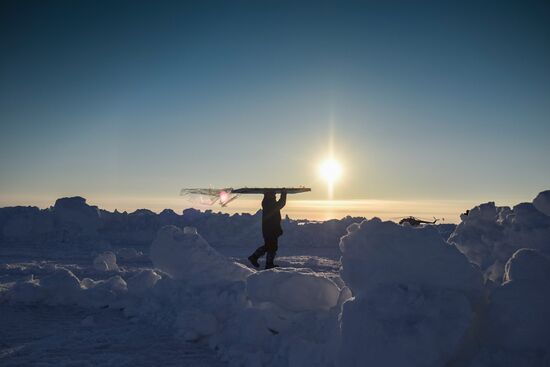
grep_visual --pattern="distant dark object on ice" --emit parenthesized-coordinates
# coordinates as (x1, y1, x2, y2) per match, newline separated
(398, 216, 440, 226)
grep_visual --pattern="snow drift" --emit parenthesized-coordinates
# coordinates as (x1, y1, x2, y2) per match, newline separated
(5, 266, 129, 307)
(449, 191, 550, 281)
(339, 218, 483, 367)
(340, 218, 483, 296)
(472, 248, 550, 367)
(147, 226, 345, 366)
(533, 190, 550, 216)
(93, 251, 118, 271)
(0, 197, 367, 260)
(150, 225, 253, 284)
(488, 248, 550, 350)
(247, 267, 340, 312)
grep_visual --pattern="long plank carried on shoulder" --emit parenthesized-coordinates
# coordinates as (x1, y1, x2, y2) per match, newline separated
(231, 187, 311, 194)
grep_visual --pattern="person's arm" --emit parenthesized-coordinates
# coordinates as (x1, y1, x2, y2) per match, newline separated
(277, 190, 287, 209)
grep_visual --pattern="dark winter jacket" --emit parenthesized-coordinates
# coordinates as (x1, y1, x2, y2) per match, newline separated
(262, 193, 287, 239)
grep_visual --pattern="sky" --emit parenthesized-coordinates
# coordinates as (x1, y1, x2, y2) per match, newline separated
(1, 0, 549, 221)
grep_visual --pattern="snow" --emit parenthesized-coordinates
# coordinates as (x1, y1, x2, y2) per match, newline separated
(489, 248, 550, 350)
(340, 218, 483, 296)
(52, 196, 101, 237)
(177, 310, 219, 341)
(117, 247, 143, 261)
(247, 267, 340, 312)
(39, 267, 83, 303)
(533, 190, 550, 216)
(503, 248, 550, 283)
(472, 248, 550, 367)
(0, 304, 225, 367)
(0, 197, 370, 260)
(1, 191, 550, 366)
(126, 269, 162, 294)
(339, 284, 474, 367)
(338, 218, 483, 367)
(150, 225, 253, 284)
(449, 196, 550, 281)
(80, 315, 94, 327)
(93, 251, 118, 271)
(146, 225, 344, 366)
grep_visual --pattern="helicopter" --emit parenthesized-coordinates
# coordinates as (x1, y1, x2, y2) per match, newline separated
(398, 216, 441, 226)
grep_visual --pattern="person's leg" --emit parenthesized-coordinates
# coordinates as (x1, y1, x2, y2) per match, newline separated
(251, 245, 267, 258)
(248, 245, 267, 268)
(265, 251, 276, 269)
(265, 237, 279, 269)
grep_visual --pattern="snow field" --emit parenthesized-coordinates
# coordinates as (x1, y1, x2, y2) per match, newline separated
(1, 190, 550, 367)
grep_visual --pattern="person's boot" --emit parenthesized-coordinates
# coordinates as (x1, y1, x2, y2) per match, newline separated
(265, 252, 279, 270)
(248, 255, 260, 268)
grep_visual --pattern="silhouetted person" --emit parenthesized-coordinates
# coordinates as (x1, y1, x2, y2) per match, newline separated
(248, 190, 287, 269)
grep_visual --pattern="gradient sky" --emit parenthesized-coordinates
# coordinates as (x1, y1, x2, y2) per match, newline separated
(1, 0, 549, 220)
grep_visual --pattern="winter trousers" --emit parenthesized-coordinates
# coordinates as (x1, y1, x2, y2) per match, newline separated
(251, 236, 278, 266)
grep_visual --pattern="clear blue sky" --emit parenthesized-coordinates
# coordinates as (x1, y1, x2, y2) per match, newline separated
(1, 0, 549, 213)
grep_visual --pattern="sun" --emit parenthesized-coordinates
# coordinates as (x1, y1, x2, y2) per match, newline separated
(319, 158, 342, 183)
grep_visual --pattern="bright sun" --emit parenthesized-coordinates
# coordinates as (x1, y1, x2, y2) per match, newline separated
(319, 158, 342, 183)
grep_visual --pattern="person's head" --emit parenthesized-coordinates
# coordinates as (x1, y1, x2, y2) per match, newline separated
(263, 190, 276, 203)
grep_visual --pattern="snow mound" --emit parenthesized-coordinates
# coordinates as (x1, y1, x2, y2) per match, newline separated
(93, 251, 118, 271)
(503, 248, 550, 283)
(150, 225, 253, 284)
(146, 227, 343, 366)
(533, 190, 550, 216)
(126, 269, 162, 294)
(449, 191, 550, 281)
(53, 196, 101, 238)
(81, 275, 128, 307)
(478, 248, 550, 363)
(5, 277, 42, 304)
(40, 267, 82, 293)
(338, 218, 483, 367)
(117, 247, 142, 261)
(247, 268, 340, 312)
(339, 218, 483, 295)
(339, 284, 473, 367)
(5, 267, 83, 305)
